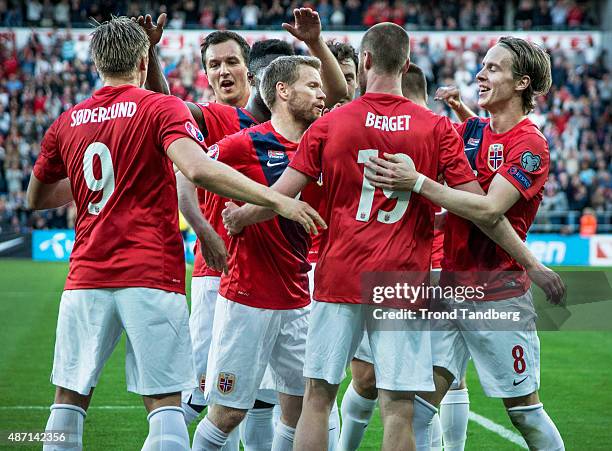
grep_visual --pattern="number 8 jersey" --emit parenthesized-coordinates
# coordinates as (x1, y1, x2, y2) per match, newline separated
(33, 85, 207, 295)
(289, 92, 475, 304)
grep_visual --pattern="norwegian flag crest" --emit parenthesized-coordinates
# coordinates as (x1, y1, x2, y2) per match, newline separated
(217, 372, 236, 394)
(487, 143, 504, 171)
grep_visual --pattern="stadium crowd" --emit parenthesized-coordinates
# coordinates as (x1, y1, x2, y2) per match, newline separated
(0, 0, 602, 29)
(0, 24, 609, 233)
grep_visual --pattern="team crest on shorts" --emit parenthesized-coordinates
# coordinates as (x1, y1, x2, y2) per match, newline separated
(185, 121, 205, 143)
(217, 372, 235, 394)
(487, 143, 504, 171)
(199, 374, 206, 393)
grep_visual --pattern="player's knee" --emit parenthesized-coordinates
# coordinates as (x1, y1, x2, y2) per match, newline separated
(351, 359, 377, 399)
(55, 386, 92, 411)
(378, 389, 414, 419)
(304, 379, 337, 412)
(279, 394, 303, 427)
(208, 404, 247, 432)
(502, 391, 540, 409)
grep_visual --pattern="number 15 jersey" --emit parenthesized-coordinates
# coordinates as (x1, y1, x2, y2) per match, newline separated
(33, 85, 206, 294)
(289, 93, 475, 304)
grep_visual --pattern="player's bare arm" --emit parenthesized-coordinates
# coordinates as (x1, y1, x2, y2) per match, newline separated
(135, 13, 208, 135)
(135, 14, 170, 95)
(434, 86, 477, 122)
(168, 138, 325, 234)
(27, 175, 73, 210)
(222, 167, 315, 235)
(176, 172, 228, 274)
(365, 155, 565, 303)
(283, 8, 347, 107)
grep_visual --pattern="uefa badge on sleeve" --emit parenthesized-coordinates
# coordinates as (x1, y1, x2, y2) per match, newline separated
(487, 143, 504, 171)
(217, 372, 235, 394)
(185, 121, 205, 143)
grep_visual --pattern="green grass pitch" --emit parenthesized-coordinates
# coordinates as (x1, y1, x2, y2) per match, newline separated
(1, 260, 611, 450)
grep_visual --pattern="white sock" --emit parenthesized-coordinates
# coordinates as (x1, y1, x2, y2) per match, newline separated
(430, 413, 442, 451)
(239, 407, 274, 451)
(193, 416, 228, 451)
(272, 404, 281, 429)
(440, 388, 470, 451)
(221, 428, 240, 451)
(507, 403, 564, 450)
(328, 400, 340, 451)
(182, 401, 204, 426)
(413, 395, 438, 451)
(43, 404, 86, 451)
(271, 420, 295, 451)
(338, 383, 377, 451)
(142, 406, 190, 451)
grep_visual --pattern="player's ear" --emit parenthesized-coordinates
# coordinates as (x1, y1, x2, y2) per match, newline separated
(276, 81, 290, 102)
(363, 51, 373, 71)
(247, 72, 256, 87)
(515, 74, 531, 93)
(401, 57, 410, 75)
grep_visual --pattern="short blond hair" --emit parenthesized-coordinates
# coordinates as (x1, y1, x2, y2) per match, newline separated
(260, 56, 321, 109)
(90, 16, 150, 78)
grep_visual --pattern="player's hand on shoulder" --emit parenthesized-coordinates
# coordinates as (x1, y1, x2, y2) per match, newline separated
(274, 197, 326, 235)
(282, 8, 321, 46)
(527, 263, 566, 305)
(434, 86, 462, 110)
(222, 201, 245, 236)
(133, 13, 167, 46)
(365, 152, 419, 191)
(199, 226, 229, 274)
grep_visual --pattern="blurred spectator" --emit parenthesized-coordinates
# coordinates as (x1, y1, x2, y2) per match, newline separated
(241, 0, 260, 28)
(0, 13, 609, 232)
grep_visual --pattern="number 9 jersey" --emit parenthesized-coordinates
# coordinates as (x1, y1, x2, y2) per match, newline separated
(289, 92, 475, 304)
(33, 85, 207, 295)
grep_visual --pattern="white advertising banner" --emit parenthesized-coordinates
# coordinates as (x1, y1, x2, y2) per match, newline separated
(3, 27, 603, 59)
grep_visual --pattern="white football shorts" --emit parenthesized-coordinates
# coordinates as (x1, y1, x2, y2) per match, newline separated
(431, 290, 540, 398)
(304, 301, 434, 392)
(204, 295, 307, 409)
(51, 288, 196, 396)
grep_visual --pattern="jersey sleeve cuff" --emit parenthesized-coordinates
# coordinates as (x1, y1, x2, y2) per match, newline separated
(162, 133, 203, 154)
(446, 172, 476, 188)
(32, 163, 64, 184)
(288, 160, 320, 181)
(499, 166, 534, 201)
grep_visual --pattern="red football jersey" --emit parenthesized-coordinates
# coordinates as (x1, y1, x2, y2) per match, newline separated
(33, 84, 207, 294)
(192, 102, 259, 277)
(441, 117, 550, 300)
(216, 121, 312, 310)
(289, 93, 475, 304)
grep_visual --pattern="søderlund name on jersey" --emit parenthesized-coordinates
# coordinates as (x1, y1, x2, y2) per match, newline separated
(365, 112, 411, 132)
(70, 102, 137, 127)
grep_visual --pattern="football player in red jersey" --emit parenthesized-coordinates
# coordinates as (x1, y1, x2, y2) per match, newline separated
(366, 37, 565, 450)
(338, 63, 472, 451)
(139, 12, 347, 447)
(191, 56, 326, 451)
(223, 23, 478, 451)
(27, 18, 324, 451)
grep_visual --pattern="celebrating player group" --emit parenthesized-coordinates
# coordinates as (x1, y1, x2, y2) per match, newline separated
(29, 6, 567, 451)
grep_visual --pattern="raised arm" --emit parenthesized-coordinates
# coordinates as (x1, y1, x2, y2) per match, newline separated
(434, 86, 477, 122)
(135, 14, 170, 95)
(283, 8, 347, 107)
